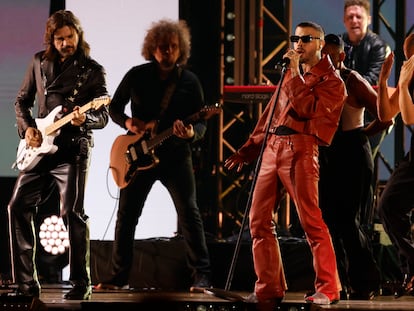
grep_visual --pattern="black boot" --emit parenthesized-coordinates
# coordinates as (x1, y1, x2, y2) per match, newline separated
(63, 284, 92, 300)
(394, 274, 414, 298)
(62, 214, 92, 301)
(16, 281, 41, 298)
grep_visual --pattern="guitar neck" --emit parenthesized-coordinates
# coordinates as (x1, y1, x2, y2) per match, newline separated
(146, 128, 174, 150)
(45, 103, 93, 136)
(143, 106, 221, 151)
(145, 112, 198, 150)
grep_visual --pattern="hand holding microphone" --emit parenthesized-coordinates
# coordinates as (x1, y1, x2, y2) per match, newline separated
(280, 49, 300, 76)
(277, 57, 290, 68)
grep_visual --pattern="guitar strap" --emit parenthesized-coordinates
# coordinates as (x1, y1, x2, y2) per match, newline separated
(158, 66, 183, 117)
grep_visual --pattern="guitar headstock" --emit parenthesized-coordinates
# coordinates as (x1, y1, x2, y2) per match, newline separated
(199, 103, 222, 120)
(90, 96, 111, 110)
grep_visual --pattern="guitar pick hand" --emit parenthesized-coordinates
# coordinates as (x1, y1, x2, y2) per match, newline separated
(125, 117, 147, 135)
(25, 127, 43, 147)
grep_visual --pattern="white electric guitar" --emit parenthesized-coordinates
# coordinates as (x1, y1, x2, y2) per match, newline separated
(13, 96, 111, 172)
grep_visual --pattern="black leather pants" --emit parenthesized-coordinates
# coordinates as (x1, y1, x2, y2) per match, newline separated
(8, 155, 91, 289)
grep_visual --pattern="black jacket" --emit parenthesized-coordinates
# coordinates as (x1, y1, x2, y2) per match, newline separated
(341, 30, 390, 86)
(109, 62, 206, 162)
(15, 50, 109, 147)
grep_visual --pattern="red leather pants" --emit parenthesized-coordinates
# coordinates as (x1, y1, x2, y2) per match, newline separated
(249, 134, 341, 300)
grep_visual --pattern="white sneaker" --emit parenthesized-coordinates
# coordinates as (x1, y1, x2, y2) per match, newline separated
(305, 292, 339, 305)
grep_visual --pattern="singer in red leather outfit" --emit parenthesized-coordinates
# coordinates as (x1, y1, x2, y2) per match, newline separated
(225, 21, 346, 307)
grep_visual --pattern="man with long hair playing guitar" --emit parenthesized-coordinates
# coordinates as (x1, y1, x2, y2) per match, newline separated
(8, 10, 110, 300)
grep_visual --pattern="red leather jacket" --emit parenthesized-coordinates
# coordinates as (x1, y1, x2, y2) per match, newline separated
(237, 55, 347, 163)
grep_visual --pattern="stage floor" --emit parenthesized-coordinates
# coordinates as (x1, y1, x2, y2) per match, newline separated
(1, 284, 414, 311)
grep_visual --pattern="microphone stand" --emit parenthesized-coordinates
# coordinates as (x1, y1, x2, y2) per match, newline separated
(224, 64, 288, 292)
(195, 64, 289, 302)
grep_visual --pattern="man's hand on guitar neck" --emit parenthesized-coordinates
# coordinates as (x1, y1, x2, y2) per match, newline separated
(25, 127, 43, 148)
(71, 105, 87, 126)
(124, 117, 194, 139)
(173, 119, 194, 139)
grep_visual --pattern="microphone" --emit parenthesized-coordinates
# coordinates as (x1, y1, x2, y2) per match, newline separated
(277, 57, 290, 68)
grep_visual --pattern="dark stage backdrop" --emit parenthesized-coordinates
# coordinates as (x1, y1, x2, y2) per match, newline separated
(90, 238, 315, 291)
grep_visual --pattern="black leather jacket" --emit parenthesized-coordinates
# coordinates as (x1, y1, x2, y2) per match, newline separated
(15, 50, 109, 148)
(341, 30, 390, 86)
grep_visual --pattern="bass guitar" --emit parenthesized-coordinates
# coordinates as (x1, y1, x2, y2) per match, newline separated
(13, 96, 111, 172)
(110, 104, 221, 189)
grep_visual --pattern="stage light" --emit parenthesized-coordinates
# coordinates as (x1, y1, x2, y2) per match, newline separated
(39, 215, 69, 255)
(183, 303, 236, 311)
(195, 304, 208, 311)
(36, 210, 70, 283)
(225, 56, 235, 63)
(226, 12, 235, 20)
(226, 34, 235, 42)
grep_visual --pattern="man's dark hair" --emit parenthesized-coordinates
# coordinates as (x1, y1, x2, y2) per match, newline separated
(43, 10, 90, 60)
(141, 18, 191, 66)
(296, 21, 325, 37)
(325, 34, 345, 51)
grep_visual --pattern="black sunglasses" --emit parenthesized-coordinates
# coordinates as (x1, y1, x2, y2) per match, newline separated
(290, 35, 321, 43)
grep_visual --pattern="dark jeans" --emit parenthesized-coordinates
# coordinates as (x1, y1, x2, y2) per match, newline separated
(319, 129, 381, 293)
(108, 155, 211, 286)
(8, 154, 91, 288)
(378, 155, 414, 276)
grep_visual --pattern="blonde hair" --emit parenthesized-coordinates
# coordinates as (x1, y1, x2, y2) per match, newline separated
(344, 0, 370, 13)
